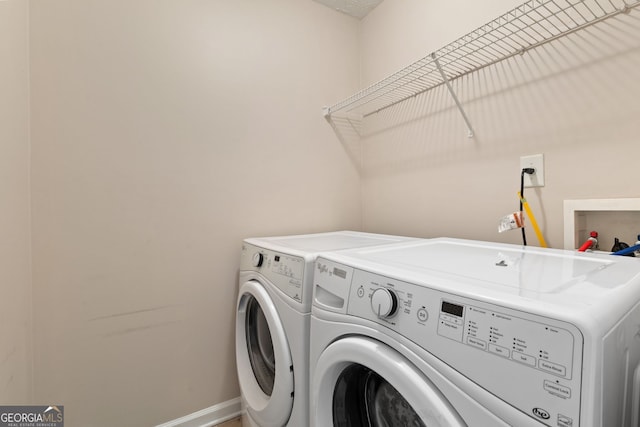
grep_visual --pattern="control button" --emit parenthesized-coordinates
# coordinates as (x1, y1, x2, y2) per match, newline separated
(252, 252, 264, 267)
(440, 314, 462, 325)
(488, 343, 510, 358)
(438, 317, 464, 341)
(370, 288, 398, 318)
(512, 352, 536, 367)
(543, 380, 571, 399)
(357, 287, 365, 298)
(417, 308, 428, 322)
(539, 360, 566, 377)
(466, 337, 487, 350)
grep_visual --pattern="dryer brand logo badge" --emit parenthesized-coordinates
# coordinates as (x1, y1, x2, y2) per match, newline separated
(0, 405, 64, 427)
(532, 407, 550, 420)
(317, 263, 329, 275)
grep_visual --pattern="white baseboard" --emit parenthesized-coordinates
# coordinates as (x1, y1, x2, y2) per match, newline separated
(155, 397, 243, 427)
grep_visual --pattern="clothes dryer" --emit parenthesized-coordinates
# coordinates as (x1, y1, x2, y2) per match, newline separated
(310, 238, 640, 426)
(236, 231, 414, 427)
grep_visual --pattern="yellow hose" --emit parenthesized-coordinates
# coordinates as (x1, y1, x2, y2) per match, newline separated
(518, 192, 548, 248)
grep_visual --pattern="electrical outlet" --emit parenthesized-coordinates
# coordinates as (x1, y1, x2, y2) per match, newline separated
(520, 154, 545, 188)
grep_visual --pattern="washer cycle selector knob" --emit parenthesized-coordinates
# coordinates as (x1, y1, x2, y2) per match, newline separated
(252, 252, 264, 267)
(371, 288, 398, 318)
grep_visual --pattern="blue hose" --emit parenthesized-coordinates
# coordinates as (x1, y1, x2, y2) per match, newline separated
(611, 243, 640, 256)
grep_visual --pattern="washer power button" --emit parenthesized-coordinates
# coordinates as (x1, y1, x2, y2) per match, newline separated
(417, 307, 429, 322)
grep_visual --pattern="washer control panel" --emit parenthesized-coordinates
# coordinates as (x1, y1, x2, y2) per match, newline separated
(436, 301, 575, 380)
(315, 258, 583, 427)
(241, 243, 305, 303)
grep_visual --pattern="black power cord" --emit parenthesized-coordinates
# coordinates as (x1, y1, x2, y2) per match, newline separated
(520, 168, 536, 246)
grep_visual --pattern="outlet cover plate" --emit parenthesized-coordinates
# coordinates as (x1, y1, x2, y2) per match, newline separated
(520, 154, 545, 187)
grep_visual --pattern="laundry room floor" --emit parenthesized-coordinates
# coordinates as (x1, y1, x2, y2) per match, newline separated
(213, 417, 242, 427)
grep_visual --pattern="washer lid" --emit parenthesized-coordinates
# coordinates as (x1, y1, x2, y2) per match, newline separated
(361, 239, 616, 293)
(245, 231, 414, 255)
(318, 238, 640, 310)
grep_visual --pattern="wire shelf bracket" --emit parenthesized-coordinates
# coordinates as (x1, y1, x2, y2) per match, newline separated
(323, 0, 640, 139)
(432, 53, 475, 138)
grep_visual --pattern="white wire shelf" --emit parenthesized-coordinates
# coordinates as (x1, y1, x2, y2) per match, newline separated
(323, 0, 640, 136)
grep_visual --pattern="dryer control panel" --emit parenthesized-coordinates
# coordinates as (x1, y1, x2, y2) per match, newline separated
(314, 258, 583, 427)
(241, 243, 305, 303)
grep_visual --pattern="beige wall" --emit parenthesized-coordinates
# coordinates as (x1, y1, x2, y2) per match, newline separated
(20, 0, 640, 424)
(359, 1, 640, 249)
(29, 0, 360, 425)
(0, 0, 32, 404)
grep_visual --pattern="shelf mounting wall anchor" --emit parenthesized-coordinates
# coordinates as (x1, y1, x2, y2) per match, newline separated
(431, 53, 475, 138)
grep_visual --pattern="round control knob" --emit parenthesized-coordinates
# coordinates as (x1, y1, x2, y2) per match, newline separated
(252, 252, 264, 267)
(370, 288, 398, 318)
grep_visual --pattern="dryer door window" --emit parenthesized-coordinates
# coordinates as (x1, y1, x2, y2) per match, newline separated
(246, 296, 276, 395)
(236, 280, 294, 427)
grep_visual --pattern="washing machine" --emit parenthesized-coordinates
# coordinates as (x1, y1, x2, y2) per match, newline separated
(236, 231, 415, 427)
(310, 238, 640, 427)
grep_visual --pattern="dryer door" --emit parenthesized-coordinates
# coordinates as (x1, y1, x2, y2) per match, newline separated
(236, 280, 294, 427)
(312, 336, 466, 427)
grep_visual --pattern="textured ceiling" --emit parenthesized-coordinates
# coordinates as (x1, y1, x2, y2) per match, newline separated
(312, 0, 384, 19)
